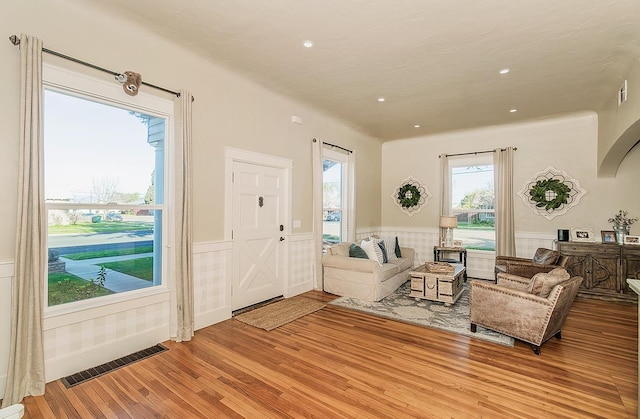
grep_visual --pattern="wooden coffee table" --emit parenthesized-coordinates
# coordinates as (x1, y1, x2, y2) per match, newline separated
(409, 264, 465, 306)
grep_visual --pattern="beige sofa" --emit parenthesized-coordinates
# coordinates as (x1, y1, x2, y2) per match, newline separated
(322, 242, 415, 302)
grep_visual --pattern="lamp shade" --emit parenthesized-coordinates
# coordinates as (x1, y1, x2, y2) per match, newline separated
(439, 215, 458, 228)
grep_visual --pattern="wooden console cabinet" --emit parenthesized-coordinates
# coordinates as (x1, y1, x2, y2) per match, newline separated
(557, 242, 639, 302)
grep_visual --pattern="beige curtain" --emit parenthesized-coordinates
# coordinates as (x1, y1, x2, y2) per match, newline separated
(173, 90, 194, 342)
(3, 34, 46, 407)
(439, 154, 451, 245)
(312, 139, 324, 289)
(494, 147, 516, 256)
(346, 150, 356, 242)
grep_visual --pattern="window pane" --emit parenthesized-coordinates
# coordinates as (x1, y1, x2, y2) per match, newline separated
(47, 210, 159, 306)
(45, 89, 165, 307)
(451, 164, 495, 251)
(323, 160, 342, 209)
(322, 158, 344, 248)
(44, 90, 159, 205)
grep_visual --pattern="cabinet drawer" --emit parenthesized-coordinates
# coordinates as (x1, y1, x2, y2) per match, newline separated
(558, 242, 619, 255)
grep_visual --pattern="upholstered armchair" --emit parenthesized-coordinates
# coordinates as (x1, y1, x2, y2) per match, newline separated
(470, 270, 583, 355)
(494, 248, 568, 279)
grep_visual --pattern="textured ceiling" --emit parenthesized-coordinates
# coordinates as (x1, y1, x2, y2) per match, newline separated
(84, 0, 640, 140)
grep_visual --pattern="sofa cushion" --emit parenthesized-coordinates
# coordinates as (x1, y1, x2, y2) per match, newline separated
(532, 248, 560, 265)
(361, 239, 383, 265)
(371, 237, 388, 263)
(349, 243, 368, 259)
(380, 236, 398, 261)
(527, 268, 570, 297)
(328, 243, 350, 257)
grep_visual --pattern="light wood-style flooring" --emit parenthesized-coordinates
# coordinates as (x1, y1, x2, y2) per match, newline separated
(19, 289, 638, 418)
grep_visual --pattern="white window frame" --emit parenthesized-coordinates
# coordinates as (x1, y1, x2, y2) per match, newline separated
(42, 64, 174, 318)
(449, 154, 495, 250)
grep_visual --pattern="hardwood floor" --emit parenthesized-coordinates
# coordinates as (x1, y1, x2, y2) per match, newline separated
(19, 290, 638, 418)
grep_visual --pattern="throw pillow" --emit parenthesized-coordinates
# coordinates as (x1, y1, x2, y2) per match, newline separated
(373, 238, 389, 263)
(527, 268, 571, 297)
(349, 243, 368, 259)
(380, 236, 398, 261)
(361, 239, 384, 265)
(395, 236, 402, 258)
(370, 237, 387, 264)
(532, 248, 559, 265)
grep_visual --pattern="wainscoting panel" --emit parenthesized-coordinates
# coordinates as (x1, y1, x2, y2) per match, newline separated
(287, 233, 315, 297)
(0, 262, 13, 397)
(44, 299, 170, 382)
(193, 241, 232, 330)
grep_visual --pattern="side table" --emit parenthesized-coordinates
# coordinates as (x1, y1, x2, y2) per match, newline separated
(434, 246, 467, 281)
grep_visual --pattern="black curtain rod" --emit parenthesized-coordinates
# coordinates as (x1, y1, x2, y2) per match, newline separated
(313, 138, 352, 154)
(9, 35, 193, 101)
(440, 147, 517, 158)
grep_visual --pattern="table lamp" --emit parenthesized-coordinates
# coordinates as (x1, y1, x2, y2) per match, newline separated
(439, 215, 458, 247)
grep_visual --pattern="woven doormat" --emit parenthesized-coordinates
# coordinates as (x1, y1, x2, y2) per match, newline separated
(234, 297, 325, 331)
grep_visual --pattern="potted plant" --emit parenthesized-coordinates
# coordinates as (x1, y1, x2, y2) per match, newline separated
(608, 210, 638, 244)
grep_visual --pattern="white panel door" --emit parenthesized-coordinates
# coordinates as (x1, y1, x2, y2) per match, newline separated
(232, 161, 285, 310)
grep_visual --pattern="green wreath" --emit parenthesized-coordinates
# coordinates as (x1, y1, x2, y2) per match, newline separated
(397, 183, 421, 208)
(529, 178, 571, 210)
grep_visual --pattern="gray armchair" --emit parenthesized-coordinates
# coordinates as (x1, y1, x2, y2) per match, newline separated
(470, 272, 583, 355)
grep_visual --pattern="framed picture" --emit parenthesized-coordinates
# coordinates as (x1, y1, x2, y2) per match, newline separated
(453, 240, 463, 247)
(624, 235, 640, 245)
(570, 228, 595, 242)
(601, 230, 617, 243)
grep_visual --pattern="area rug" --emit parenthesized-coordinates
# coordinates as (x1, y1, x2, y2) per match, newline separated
(329, 281, 514, 346)
(234, 297, 326, 331)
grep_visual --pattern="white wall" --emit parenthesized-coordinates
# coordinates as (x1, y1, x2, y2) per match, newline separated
(381, 112, 640, 277)
(0, 0, 381, 389)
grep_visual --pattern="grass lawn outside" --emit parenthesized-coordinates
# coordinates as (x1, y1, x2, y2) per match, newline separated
(48, 272, 113, 306)
(100, 257, 154, 281)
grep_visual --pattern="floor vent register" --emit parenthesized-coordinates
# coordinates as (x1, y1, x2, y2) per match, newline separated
(61, 343, 168, 388)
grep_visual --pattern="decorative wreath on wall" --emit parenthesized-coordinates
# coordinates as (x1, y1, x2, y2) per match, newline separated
(392, 176, 431, 217)
(517, 166, 586, 220)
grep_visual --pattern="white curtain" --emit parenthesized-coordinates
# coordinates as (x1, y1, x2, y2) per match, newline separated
(439, 154, 451, 245)
(3, 33, 46, 407)
(494, 147, 516, 256)
(173, 90, 194, 342)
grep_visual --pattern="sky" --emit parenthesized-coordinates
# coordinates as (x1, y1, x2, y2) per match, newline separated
(44, 90, 158, 202)
(451, 165, 494, 207)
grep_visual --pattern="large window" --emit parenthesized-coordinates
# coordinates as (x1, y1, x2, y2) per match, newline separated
(450, 155, 495, 251)
(44, 65, 172, 308)
(322, 148, 349, 249)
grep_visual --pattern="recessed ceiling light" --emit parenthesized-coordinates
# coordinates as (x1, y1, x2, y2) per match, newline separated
(414, 124, 420, 128)
(377, 97, 385, 102)
(509, 109, 518, 113)
(303, 40, 314, 48)
(499, 68, 510, 75)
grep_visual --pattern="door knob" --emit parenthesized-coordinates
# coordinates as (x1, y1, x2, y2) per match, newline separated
(280, 237, 285, 241)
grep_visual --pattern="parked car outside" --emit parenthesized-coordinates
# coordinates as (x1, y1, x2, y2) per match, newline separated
(326, 211, 341, 221)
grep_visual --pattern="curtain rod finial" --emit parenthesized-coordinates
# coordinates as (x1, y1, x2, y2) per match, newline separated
(9, 35, 20, 46)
